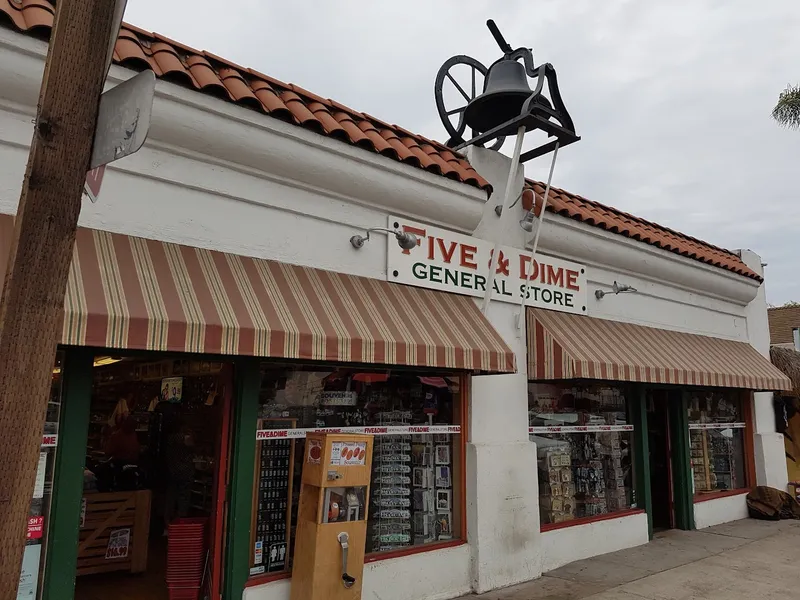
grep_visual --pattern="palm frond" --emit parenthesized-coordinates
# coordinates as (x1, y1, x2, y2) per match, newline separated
(773, 84, 800, 129)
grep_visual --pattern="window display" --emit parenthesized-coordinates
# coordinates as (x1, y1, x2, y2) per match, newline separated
(19, 353, 63, 600)
(687, 391, 747, 495)
(250, 366, 463, 579)
(529, 383, 634, 526)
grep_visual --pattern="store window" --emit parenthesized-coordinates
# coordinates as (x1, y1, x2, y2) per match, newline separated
(687, 391, 748, 496)
(249, 365, 463, 578)
(19, 352, 62, 600)
(529, 383, 634, 527)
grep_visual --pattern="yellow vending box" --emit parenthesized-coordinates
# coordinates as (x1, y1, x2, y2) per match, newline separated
(290, 433, 373, 600)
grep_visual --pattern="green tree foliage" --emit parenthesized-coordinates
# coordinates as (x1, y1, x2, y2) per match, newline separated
(773, 85, 800, 129)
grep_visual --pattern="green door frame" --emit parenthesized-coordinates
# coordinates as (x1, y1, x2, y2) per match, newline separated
(42, 347, 94, 600)
(630, 385, 653, 539)
(634, 386, 695, 538)
(223, 357, 260, 600)
(40, 349, 263, 600)
(668, 391, 695, 530)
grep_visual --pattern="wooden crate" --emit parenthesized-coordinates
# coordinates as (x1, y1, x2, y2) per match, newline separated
(77, 490, 151, 576)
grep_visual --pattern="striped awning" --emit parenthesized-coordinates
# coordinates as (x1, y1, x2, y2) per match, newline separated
(527, 308, 791, 391)
(0, 215, 514, 373)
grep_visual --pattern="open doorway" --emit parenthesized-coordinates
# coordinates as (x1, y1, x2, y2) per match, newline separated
(74, 356, 233, 600)
(647, 390, 673, 531)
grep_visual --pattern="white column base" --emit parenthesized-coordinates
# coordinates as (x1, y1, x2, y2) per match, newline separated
(467, 441, 542, 594)
(754, 432, 788, 490)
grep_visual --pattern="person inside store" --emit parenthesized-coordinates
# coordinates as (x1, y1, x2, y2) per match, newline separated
(163, 418, 195, 532)
(103, 415, 141, 464)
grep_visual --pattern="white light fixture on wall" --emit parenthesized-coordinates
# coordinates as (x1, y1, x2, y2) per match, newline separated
(494, 190, 525, 217)
(595, 281, 638, 300)
(350, 228, 418, 251)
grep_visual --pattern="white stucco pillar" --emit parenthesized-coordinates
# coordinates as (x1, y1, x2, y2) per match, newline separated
(464, 147, 542, 593)
(739, 249, 788, 490)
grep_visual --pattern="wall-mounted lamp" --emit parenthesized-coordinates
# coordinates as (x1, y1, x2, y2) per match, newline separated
(494, 190, 525, 217)
(595, 281, 638, 300)
(350, 228, 418, 251)
(519, 210, 537, 232)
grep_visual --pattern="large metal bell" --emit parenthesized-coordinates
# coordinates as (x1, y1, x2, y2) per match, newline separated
(464, 58, 537, 133)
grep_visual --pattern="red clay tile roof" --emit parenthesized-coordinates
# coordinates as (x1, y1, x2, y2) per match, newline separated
(0, 0, 490, 192)
(0, 1, 760, 282)
(768, 306, 800, 345)
(521, 183, 760, 281)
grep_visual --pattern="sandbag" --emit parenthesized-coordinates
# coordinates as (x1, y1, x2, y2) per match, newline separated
(746, 485, 800, 520)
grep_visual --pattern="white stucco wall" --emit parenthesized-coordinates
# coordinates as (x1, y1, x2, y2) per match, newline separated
(243, 544, 472, 600)
(693, 494, 750, 529)
(540, 513, 649, 573)
(739, 250, 788, 491)
(0, 26, 783, 600)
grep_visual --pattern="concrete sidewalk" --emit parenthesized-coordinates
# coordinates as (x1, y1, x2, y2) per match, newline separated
(464, 518, 800, 599)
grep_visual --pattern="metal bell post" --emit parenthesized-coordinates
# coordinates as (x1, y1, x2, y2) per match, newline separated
(434, 19, 581, 317)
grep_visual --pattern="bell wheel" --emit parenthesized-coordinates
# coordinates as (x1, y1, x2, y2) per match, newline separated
(434, 55, 505, 151)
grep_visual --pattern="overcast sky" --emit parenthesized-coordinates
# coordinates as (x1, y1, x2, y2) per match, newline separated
(125, 0, 800, 305)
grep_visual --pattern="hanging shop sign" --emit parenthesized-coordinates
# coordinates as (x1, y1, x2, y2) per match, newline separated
(387, 216, 587, 314)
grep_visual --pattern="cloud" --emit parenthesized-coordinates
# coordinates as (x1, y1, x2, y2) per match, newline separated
(125, 0, 800, 302)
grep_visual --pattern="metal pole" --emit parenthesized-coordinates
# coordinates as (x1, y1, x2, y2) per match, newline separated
(481, 125, 526, 315)
(515, 141, 560, 331)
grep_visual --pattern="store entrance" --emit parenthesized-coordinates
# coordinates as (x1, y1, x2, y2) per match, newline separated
(646, 391, 674, 531)
(74, 356, 233, 600)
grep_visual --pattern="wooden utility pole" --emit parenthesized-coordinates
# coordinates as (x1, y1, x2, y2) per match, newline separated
(0, 1, 118, 596)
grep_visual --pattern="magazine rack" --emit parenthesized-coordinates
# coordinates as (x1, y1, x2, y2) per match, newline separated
(290, 433, 373, 600)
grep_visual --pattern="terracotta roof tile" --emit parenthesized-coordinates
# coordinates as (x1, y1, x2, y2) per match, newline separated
(768, 306, 800, 345)
(356, 120, 397, 156)
(0, 1, 759, 282)
(249, 80, 292, 120)
(0, 0, 52, 31)
(525, 180, 760, 281)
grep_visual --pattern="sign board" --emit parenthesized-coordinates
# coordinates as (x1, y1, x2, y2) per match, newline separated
(330, 441, 367, 466)
(307, 439, 322, 464)
(105, 528, 130, 559)
(83, 165, 105, 203)
(267, 542, 287, 572)
(32, 453, 47, 500)
(17, 544, 41, 600)
(387, 216, 587, 314)
(26, 516, 44, 540)
(90, 70, 156, 170)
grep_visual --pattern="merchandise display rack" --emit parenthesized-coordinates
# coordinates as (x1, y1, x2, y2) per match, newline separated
(370, 410, 413, 552)
(250, 418, 296, 575)
(691, 428, 738, 492)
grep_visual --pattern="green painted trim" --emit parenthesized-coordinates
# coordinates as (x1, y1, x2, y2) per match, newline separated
(42, 347, 94, 600)
(668, 393, 695, 531)
(630, 386, 653, 539)
(224, 358, 260, 600)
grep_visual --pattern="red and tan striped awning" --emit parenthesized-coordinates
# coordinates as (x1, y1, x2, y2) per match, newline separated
(527, 308, 790, 391)
(0, 215, 514, 373)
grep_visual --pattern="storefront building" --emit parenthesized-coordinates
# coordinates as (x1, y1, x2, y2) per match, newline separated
(0, 5, 792, 600)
